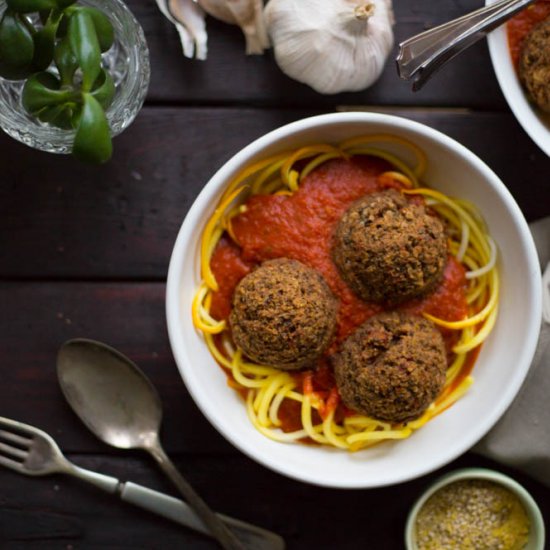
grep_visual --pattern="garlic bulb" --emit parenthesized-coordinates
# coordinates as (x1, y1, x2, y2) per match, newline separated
(198, 0, 270, 54)
(155, 0, 208, 60)
(264, 0, 394, 94)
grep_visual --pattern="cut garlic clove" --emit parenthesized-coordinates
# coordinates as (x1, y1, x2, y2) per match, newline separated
(253, 0, 270, 49)
(168, 0, 208, 60)
(155, 0, 193, 57)
(226, 2, 259, 54)
(155, 0, 208, 60)
(198, 0, 235, 24)
(198, 0, 269, 54)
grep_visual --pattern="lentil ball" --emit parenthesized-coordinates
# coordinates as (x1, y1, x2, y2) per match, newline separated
(332, 311, 446, 423)
(230, 258, 337, 370)
(519, 17, 550, 113)
(332, 189, 447, 304)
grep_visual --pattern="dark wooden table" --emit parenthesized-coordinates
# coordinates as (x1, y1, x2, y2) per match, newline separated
(1, 1, 549, 548)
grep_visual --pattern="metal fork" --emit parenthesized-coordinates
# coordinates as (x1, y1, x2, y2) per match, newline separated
(0, 416, 284, 550)
(396, 0, 536, 91)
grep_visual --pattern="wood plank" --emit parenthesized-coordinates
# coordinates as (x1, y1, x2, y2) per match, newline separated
(132, 0, 507, 108)
(0, 107, 548, 279)
(0, 282, 233, 455)
(0, 107, 309, 280)
(2, 279, 550, 545)
(1, 453, 549, 548)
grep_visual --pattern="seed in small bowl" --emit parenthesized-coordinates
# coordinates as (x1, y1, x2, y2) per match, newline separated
(405, 468, 546, 550)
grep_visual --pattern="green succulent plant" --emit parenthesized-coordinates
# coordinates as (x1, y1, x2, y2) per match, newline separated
(0, 0, 116, 162)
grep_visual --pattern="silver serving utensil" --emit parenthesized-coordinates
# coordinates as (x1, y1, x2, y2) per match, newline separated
(0, 416, 284, 550)
(56, 338, 248, 550)
(396, 0, 536, 91)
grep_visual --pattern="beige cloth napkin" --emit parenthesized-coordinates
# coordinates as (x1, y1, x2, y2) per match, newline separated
(474, 217, 550, 486)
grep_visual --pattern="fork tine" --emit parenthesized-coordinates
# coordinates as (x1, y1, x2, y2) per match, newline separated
(0, 454, 25, 473)
(0, 441, 27, 460)
(0, 416, 38, 438)
(0, 429, 32, 447)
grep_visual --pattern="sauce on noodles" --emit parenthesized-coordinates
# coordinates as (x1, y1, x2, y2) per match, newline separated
(508, 0, 550, 68)
(209, 156, 470, 433)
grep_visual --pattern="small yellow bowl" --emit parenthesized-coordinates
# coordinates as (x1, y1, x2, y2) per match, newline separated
(405, 468, 545, 550)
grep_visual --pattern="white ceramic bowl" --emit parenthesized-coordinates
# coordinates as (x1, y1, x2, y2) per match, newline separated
(166, 112, 542, 489)
(486, 0, 550, 157)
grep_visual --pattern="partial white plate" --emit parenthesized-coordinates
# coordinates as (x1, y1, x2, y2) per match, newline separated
(486, 0, 550, 157)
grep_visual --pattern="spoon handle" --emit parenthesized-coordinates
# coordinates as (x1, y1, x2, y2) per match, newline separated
(121, 482, 285, 550)
(148, 441, 246, 550)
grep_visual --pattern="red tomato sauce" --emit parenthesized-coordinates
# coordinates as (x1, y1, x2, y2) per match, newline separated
(508, 0, 550, 68)
(208, 156, 471, 432)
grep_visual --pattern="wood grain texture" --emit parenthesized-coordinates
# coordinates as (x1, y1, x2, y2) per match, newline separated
(0, 282, 232, 455)
(1, 0, 549, 547)
(1, 453, 549, 548)
(131, 0, 507, 109)
(1, 282, 549, 548)
(0, 107, 548, 279)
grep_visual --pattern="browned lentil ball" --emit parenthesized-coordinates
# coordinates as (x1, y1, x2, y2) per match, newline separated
(332, 311, 447, 423)
(332, 189, 447, 304)
(229, 258, 337, 370)
(519, 17, 550, 113)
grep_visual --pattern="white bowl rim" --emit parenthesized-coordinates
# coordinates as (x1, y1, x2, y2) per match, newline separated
(486, 0, 550, 157)
(166, 112, 542, 488)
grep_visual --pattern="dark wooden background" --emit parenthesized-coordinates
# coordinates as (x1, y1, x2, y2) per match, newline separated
(1, 1, 549, 548)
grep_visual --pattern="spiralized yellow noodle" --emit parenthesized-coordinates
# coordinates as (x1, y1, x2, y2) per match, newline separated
(192, 135, 499, 452)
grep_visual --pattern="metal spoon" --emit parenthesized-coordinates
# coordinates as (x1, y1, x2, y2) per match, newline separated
(57, 338, 246, 550)
(396, 0, 536, 91)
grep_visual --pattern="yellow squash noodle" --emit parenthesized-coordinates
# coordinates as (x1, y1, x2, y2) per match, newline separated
(192, 135, 499, 452)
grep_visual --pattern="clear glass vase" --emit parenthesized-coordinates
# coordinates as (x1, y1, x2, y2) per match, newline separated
(0, 0, 150, 154)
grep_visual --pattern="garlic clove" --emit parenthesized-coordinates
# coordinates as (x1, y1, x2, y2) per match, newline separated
(155, 0, 208, 60)
(198, 0, 270, 54)
(226, 0, 267, 54)
(265, 0, 394, 94)
(155, 0, 195, 58)
(198, 0, 236, 24)
(175, 24, 199, 59)
(168, 0, 208, 60)
(252, 0, 270, 50)
(156, 0, 194, 57)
